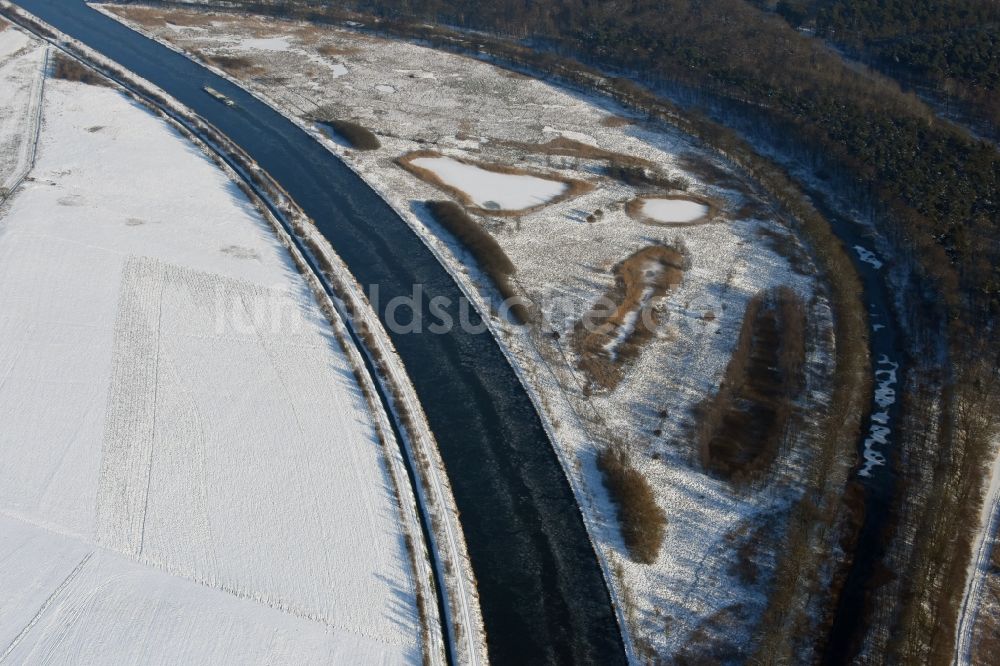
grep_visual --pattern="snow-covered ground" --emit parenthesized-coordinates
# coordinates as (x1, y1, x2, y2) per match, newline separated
(0, 27, 429, 664)
(956, 438, 1000, 664)
(102, 5, 840, 658)
(0, 24, 45, 194)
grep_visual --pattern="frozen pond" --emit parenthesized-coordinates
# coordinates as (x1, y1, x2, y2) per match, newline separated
(641, 197, 709, 223)
(240, 36, 291, 51)
(410, 155, 567, 211)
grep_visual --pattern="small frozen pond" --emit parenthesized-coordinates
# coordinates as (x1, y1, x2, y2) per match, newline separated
(641, 198, 709, 223)
(411, 156, 567, 211)
(239, 36, 292, 51)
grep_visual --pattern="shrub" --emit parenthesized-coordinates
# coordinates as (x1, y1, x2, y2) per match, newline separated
(51, 53, 109, 87)
(597, 446, 666, 563)
(425, 200, 531, 323)
(318, 119, 381, 150)
(207, 54, 255, 73)
(605, 163, 688, 191)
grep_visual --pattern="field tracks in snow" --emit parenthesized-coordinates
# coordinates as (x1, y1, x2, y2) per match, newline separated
(96, 258, 162, 556)
(0, 551, 93, 663)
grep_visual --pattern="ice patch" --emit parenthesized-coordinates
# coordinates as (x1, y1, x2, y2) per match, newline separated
(641, 198, 709, 224)
(239, 36, 292, 51)
(854, 245, 883, 269)
(374, 84, 396, 94)
(411, 155, 567, 211)
(330, 63, 348, 78)
(859, 354, 899, 477)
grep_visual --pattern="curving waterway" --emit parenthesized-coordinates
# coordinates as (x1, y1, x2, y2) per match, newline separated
(9, 1, 627, 663)
(662, 83, 907, 662)
(820, 206, 904, 665)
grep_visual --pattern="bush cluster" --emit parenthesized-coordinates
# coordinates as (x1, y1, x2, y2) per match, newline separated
(425, 200, 530, 323)
(597, 446, 666, 564)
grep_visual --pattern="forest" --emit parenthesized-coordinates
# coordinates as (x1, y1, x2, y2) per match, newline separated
(770, 0, 1000, 131)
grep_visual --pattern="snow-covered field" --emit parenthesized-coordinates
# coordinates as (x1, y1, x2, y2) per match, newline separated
(103, 5, 840, 658)
(0, 27, 429, 664)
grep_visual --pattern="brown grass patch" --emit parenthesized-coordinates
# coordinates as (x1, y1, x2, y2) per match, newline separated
(695, 287, 807, 482)
(600, 115, 634, 128)
(756, 225, 813, 275)
(597, 446, 665, 564)
(396, 150, 593, 217)
(607, 164, 690, 191)
(425, 200, 531, 323)
(192, 50, 263, 76)
(112, 6, 215, 28)
(572, 244, 685, 391)
(50, 53, 110, 87)
(316, 42, 361, 57)
(316, 119, 381, 150)
(626, 194, 719, 227)
(496, 135, 651, 168)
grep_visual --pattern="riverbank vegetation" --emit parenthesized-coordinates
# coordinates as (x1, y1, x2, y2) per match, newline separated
(316, 118, 381, 150)
(424, 200, 529, 323)
(51, 52, 108, 86)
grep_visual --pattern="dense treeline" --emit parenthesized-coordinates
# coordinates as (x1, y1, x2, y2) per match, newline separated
(771, 0, 1000, 131)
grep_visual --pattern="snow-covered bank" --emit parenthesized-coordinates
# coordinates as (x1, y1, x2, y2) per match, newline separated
(0, 25, 45, 195)
(955, 438, 1000, 664)
(101, 4, 841, 659)
(0, 25, 432, 663)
